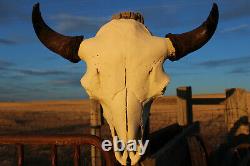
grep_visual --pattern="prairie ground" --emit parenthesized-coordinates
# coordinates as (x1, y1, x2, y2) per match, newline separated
(0, 93, 249, 165)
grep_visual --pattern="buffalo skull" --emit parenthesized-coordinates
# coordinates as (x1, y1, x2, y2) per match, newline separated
(32, 3, 218, 165)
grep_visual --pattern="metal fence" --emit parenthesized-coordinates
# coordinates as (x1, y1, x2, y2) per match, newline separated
(0, 134, 114, 166)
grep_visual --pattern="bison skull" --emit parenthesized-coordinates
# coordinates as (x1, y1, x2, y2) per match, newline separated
(32, 3, 218, 165)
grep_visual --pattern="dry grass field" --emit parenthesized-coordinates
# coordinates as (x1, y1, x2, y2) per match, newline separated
(0, 100, 91, 166)
(0, 100, 90, 135)
(0, 92, 249, 165)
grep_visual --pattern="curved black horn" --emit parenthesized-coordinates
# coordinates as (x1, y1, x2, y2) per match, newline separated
(32, 3, 83, 63)
(166, 3, 219, 61)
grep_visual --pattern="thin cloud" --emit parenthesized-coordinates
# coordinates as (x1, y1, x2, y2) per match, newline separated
(48, 72, 82, 87)
(0, 38, 18, 45)
(17, 69, 69, 76)
(197, 56, 250, 68)
(0, 0, 29, 24)
(0, 61, 79, 77)
(0, 59, 14, 70)
(0, 0, 16, 24)
(228, 67, 250, 74)
(0, 1, 33, 45)
(50, 79, 80, 87)
(168, 71, 200, 76)
(50, 13, 107, 34)
(138, 2, 215, 35)
(140, 4, 180, 29)
(0, 85, 46, 101)
(221, 1, 250, 21)
(221, 24, 250, 33)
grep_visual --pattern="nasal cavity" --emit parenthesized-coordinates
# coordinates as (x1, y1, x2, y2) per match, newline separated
(126, 156, 132, 165)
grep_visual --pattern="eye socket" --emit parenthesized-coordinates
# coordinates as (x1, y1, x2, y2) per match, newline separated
(148, 67, 153, 75)
(161, 87, 167, 93)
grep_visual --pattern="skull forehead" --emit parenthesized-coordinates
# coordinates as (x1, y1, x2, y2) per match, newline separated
(78, 19, 172, 67)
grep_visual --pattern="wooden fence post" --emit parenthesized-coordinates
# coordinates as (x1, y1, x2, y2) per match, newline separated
(176, 86, 193, 126)
(225, 88, 249, 136)
(90, 99, 102, 166)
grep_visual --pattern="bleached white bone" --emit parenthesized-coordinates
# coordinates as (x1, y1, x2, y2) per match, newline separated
(78, 19, 175, 164)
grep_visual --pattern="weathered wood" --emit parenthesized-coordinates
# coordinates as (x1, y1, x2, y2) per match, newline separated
(73, 145, 80, 166)
(51, 145, 57, 166)
(90, 99, 102, 166)
(176, 86, 193, 126)
(228, 143, 250, 166)
(17, 144, 24, 166)
(90, 99, 102, 127)
(225, 88, 249, 135)
(142, 122, 200, 166)
(192, 97, 225, 105)
(187, 136, 207, 166)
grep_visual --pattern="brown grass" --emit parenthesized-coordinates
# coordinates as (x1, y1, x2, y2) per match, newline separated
(0, 92, 249, 165)
(0, 100, 92, 166)
(0, 100, 90, 134)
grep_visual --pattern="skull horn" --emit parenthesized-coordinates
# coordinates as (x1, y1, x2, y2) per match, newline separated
(166, 3, 219, 61)
(32, 3, 83, 63)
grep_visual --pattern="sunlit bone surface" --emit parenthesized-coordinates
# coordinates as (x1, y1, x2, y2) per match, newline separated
(32, 3, 219, 165)
(79, 19, 174, 164)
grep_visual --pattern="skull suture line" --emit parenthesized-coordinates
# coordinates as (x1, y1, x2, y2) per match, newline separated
(32, 3, 219, 165)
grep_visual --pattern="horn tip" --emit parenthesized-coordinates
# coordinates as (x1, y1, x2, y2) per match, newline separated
(32, 3, 41, 21)
(212, 3, 218, 8)
(211, 3, 219, 15)
(33, 3, 40, 10)
(211, 3, 219, 24)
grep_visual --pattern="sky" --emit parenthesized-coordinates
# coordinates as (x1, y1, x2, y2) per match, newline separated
(0, 0, 249, 101)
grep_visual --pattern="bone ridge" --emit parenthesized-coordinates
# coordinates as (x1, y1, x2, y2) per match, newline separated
(111, 11, 144, 24)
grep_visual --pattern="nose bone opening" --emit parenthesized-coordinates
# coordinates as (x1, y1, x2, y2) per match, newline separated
(113, 125, 143, 164)
(126, 156, 131, 166)
(114, 128, 124, 150)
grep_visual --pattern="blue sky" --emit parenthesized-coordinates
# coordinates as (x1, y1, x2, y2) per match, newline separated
(0, 0, 249, 101)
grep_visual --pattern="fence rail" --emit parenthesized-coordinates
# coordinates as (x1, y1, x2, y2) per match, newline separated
(192, 98, 225, 105)
(176, 87, 249, 129)
(0, 135, 114, 166)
